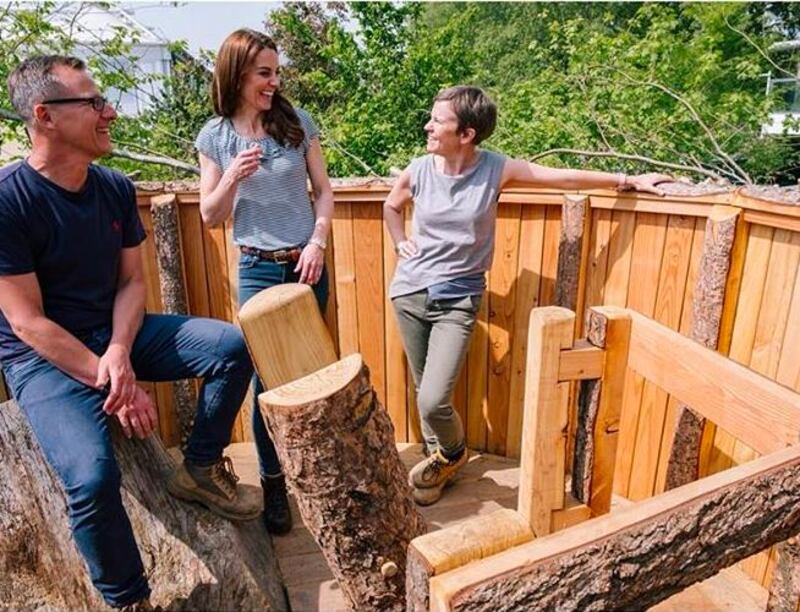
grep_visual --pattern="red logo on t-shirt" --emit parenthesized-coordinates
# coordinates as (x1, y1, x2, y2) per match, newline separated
(112, 220, 121, 232)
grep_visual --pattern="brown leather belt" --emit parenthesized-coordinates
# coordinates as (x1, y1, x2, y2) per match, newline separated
(240, 245, 302, 263)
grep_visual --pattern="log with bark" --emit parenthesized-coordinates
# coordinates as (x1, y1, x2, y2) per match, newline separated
(150, 193, 196, 447)
(261, 353, 427, 611)
(0, 399, 286, 610)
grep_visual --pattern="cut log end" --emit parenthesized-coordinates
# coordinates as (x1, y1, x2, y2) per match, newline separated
(261, 353, 363, 407)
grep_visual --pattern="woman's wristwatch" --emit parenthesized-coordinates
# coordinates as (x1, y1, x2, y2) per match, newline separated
(308, 236, 327, 250)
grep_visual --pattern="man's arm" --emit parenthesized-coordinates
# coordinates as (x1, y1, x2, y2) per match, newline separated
(96, 245, 146, 414)
(0, 272, 101, 386)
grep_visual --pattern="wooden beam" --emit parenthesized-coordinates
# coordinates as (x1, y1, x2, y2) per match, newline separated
(518, 307, 575, 536)
(554, 195, 590, 320)
(430, 444, 800, 612)
(571, 307, 632, 515)
(550, 493, 591, 532)
(588, 197, 714, 217)
(743, 209, 800, 234)
(558, 340, 604, 381)
(406, 509, 533, 612)
(666, 206, 741, 490)
(627, 310, 800, 455)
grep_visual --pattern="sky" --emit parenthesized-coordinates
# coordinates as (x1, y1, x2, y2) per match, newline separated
(122, 2, 281, 55)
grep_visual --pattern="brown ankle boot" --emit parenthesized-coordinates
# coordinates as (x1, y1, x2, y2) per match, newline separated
(261, 474, 293, 535)
(168, 456, 262, 521)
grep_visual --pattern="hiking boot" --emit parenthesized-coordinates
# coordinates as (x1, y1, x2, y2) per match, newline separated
(262, 474, 293, 535)
(168, 456, 262, 521)
(412, 482, 446, 506)
(409, 447, 468, 490)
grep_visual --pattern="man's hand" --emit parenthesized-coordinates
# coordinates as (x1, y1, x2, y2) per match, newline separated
(97, 343, 136, 415)
(115, 385, 158, 439)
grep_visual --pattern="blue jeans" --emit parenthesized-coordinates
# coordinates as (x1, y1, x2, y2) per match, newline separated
(238, 252, 329, 478)
(2, 314, 253, 607)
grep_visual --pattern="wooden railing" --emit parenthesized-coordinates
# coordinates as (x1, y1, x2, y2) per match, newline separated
(407, 305, 800, 611)
(3, 180, 800, 588)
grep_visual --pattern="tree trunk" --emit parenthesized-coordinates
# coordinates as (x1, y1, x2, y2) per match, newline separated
(0, 399, 287, 611)
(665, 206, 740, 490)
(261, 354, 427, 611)
(150, 193, 196, 446)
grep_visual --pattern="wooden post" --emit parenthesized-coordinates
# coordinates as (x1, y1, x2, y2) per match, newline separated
(261, 354, 426, 611)
(665, 206, 741, 490)
(571, 306, 632, 516)
(0, 400, 287, 610)
(150, 193, 196, 445)
(237, 283, 338, 389)
(406, 509, 533, 612)
(554, 194, 590, 318)
(767, 539, 800, 612)
(430, 444, 800, 612)
(517, 307, 575, 536)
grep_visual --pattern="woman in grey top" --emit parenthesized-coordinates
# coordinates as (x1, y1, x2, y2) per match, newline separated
(385, 86, 669, 506)
(196, 29, 334, 533)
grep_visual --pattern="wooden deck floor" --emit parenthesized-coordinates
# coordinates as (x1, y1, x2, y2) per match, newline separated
(227, 442, 768, 612)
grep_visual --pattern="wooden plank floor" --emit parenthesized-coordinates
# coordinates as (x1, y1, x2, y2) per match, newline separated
(227, 442, 768, 612)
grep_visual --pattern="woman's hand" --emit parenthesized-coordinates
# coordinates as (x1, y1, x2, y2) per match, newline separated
(222, 145, 262, 184)
(395, 239, 419, 259)
(295, 243, 325, 285)
(624, 173, 673, 196)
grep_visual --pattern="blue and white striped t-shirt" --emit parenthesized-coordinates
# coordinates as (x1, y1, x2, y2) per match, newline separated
(195, 108, 320, 251)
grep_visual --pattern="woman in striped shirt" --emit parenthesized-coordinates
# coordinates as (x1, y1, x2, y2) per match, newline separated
(196, 29, 334, 534)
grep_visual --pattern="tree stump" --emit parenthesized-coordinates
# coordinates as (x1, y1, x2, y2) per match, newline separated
(0, 399, 287, 610)
(261, 354, 426, 611)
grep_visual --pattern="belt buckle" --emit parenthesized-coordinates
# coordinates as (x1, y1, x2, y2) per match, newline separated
(272, 249, 289, 263)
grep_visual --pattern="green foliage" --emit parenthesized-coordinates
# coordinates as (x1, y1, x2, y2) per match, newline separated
(2, 2, 800, 183)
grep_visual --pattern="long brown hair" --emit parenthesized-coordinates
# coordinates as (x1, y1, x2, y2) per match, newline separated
(212, 29, 304, 148)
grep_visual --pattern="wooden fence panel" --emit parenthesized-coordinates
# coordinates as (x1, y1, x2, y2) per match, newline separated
(130, 187, 800, 588)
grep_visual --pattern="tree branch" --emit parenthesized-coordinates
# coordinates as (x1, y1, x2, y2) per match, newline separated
(529, 148, 727, 181)
(0, 107, 199, 175)
(724, 15, 796, 79)
(606, 67, 753, 184)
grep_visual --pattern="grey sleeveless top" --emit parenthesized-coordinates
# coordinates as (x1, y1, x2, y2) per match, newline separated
(389, 150, 507, 299)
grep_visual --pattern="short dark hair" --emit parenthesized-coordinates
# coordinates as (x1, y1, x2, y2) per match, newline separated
(434, 85, 497, 145)
(7, 55, 86, 121)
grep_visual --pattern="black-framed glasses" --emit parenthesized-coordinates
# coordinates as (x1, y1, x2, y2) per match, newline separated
(42, 96, 109, 112)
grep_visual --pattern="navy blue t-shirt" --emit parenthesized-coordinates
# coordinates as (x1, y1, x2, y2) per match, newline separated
(0, 161, 146, 365)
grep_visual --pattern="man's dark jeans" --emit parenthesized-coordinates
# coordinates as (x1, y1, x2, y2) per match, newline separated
(238, 252, 328, 478)
(2, 314, 253, 607)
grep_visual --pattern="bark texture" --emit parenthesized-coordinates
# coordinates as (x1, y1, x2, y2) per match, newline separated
(263, 357, 426, 611)
(448, 456, 800, 612)
(0, 399, 286, 610)
(571, 379, 601, 503)
(767, 540, 800, 612)
(151, 194, 196, 447)
(554, 195, 588, 312)
(665, 210, 738, 490)
(406, 547, 434, 612)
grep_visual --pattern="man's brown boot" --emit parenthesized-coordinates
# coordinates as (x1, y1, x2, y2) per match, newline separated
(168, 456, 262, 521)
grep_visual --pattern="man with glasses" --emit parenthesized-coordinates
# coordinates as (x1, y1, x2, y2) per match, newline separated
(0, 55, 261, 609)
